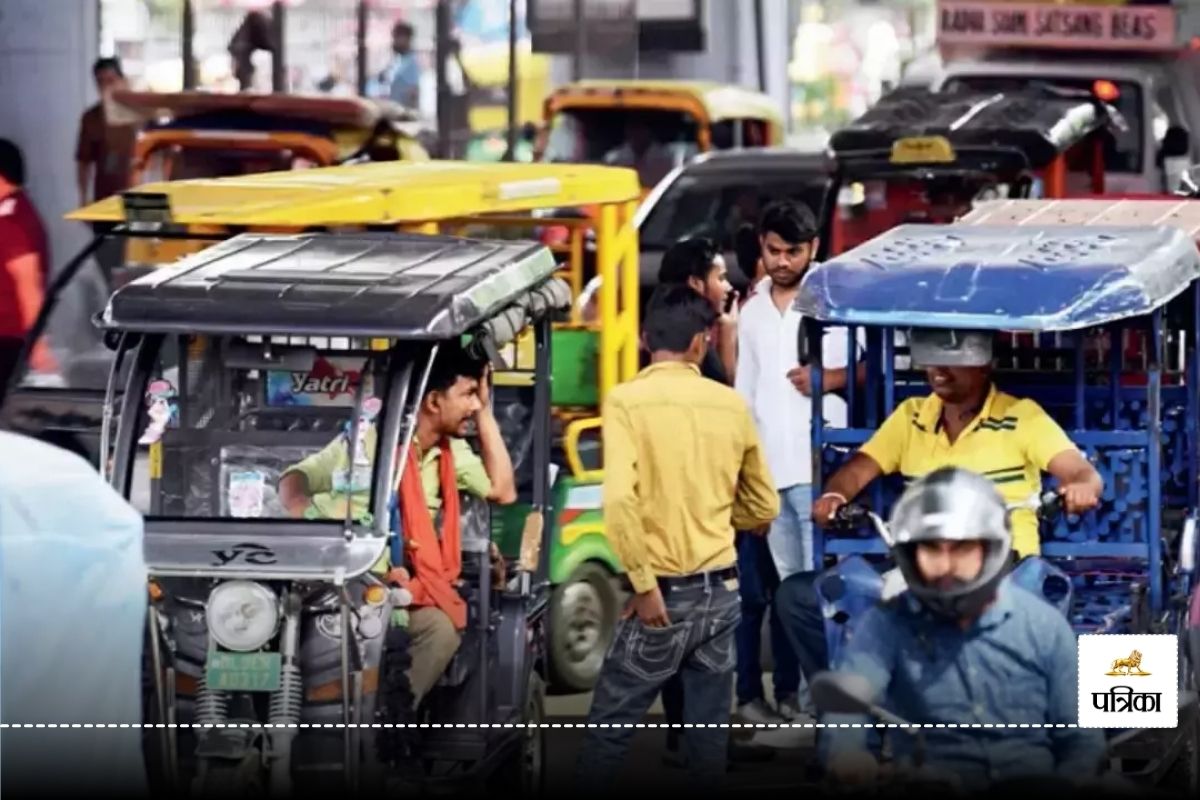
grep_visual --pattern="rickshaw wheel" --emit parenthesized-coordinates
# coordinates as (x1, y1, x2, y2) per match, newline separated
(490, 673, 546, 797)
(1163, 708, 1200, 794)
(194, 755, 266, 798)
(548, 562, 619, 692)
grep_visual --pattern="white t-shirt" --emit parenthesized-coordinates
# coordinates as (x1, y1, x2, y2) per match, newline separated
(735, 277, 859, 490)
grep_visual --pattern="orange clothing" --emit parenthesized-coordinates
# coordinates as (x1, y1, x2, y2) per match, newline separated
(399, 439, 467, 630)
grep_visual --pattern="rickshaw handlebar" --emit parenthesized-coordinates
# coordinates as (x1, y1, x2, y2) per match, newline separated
(829, 490, 1066, 544)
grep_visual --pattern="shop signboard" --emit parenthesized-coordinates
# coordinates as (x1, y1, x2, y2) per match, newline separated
(936, 0, 1178, 51)
(528, 0, 703, 53)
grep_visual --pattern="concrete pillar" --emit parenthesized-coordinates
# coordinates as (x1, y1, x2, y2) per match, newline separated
(0, 0, 108, 357)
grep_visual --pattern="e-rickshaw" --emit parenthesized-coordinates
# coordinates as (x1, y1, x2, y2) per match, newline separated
(826, 85, 1118, 255)
(111, 90, 431, 185)
(3, 160, 642, 694)
(540, 80, 785, 192)
(107, 230, 568, 795)
(800, 209, 1200, 788)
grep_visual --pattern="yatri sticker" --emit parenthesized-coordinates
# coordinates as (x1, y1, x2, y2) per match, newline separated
(139, 379, 178, 445)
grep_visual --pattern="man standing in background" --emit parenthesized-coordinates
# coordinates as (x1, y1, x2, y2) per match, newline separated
(75, 57, 134, 284)
(375, 20, 422, 109)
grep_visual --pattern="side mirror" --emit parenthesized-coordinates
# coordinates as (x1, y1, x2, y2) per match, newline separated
(1161, 126, 1191, 161)
(810, 671, 876, 715)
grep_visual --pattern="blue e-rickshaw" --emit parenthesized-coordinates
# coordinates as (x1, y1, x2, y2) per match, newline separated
(800, 200, 1200, 787)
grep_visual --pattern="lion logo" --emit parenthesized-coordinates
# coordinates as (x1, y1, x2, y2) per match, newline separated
(1105, 650, 1150, 676)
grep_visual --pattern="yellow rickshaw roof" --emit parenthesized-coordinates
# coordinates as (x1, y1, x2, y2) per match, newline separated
(66, 160, 642, 226)
(548, 79, 782, 124)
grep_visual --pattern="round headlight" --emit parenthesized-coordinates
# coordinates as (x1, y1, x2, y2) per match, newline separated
(206, 580, 279, 652)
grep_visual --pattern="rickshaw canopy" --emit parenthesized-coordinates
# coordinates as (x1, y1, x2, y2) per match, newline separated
(796, 223, 1200, 332)
(961, 198, 1200, 240)
(830, 86, 1115, 171)
(100, 231, 565, 338)
(66, 160, 643, 226)
(109, 89, 422, 129)
(546, 79, 783, 127)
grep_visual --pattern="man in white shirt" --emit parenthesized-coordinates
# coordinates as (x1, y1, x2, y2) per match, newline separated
(734, 200, 857, 724)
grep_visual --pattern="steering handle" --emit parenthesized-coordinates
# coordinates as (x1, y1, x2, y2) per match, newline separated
(1036, 490, 1065, 522)
(829, 502, 871, 531)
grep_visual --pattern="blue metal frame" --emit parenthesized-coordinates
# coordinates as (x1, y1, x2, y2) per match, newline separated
(808, 304, 1196, 625)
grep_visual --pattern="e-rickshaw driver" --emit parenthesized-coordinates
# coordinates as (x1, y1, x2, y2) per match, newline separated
(276, 343, 517, 706)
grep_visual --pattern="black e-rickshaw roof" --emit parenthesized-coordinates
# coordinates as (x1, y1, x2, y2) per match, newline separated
(829, 86, 1114, 172)
(100, 232, 561, 339)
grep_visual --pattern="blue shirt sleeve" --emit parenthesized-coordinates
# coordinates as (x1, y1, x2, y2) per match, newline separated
(821, 606, 897, 762)
(1043, 611, 1106, 776)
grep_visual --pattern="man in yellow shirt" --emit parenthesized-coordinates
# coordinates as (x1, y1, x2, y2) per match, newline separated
(574, 285, 779, 790)
(811, 328, 1102, 555)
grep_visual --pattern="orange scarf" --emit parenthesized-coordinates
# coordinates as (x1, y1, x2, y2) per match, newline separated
(398, 439, 466, 630)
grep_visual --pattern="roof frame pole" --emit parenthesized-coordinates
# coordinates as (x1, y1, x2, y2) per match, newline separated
(572, 0, 585, 81)
(271, 1, 287, 92)
(356, 0, 368, 97)
(182, 0, 196, 90)
(503, 0, 519, 161)
(436, 0, 452, 158)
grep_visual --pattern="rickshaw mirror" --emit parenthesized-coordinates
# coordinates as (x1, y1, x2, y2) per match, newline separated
(1162, 126, 1191, 161)
(224, 340, 316, 372)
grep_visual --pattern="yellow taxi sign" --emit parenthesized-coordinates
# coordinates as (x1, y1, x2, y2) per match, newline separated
(890, 135, 956, 165)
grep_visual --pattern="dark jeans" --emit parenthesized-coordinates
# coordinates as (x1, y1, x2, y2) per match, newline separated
(734, 531, 800, 706)
(576, 578, 740, 791)
(773, 571, 830, 682)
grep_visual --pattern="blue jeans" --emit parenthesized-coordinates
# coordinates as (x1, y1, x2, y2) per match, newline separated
(769, 484, 814, 579)
(734, 531, 800, 706)
(773, 571, 829, 682)
(575, 579, 740, 791)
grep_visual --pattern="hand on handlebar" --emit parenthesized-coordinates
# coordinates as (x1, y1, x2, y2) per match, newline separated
(1059, 482, 1100, 516)
(813, 493, 847, 526)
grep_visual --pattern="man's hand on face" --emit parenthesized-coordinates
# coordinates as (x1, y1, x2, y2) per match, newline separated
(826, 751, 880, 786)
(476, 364, 493, 413)
(622, 586, 670, 628)
(787, 364, 812, 396)
(1060, 482, 1101, 515)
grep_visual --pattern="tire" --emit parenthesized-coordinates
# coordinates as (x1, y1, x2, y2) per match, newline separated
(490, 673, 546, 797)
(1163, 711, 1200, 795)
(547, 562, 619, 692)
(194, 755, 266, 798)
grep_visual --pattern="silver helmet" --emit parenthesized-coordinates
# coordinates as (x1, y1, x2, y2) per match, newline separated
(888, 467, 1013, 619)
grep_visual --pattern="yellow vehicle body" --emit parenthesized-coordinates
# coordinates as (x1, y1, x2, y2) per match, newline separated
(70, 160, 640, 405)
(542, 79, 785, 189)
(460, 42, 551, 134)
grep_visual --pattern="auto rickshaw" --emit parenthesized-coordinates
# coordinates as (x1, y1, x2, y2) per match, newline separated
(540, 80, 785, 192)
(3, 160, 642, 694)
(826, 84, 1119, 255)
(101, 230, 568, 795)
(799, 207, 1200, 788)
(110, 90, 431, 184)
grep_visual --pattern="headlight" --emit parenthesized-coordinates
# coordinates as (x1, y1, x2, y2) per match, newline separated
(206, 580, 280, 652)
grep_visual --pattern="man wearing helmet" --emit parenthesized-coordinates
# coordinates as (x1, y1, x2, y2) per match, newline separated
(812, 328, 1103, 556)
(823, 467, 1105, 789)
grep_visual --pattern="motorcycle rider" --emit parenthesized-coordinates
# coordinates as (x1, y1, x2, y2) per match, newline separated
(823, 466, 1105, 791)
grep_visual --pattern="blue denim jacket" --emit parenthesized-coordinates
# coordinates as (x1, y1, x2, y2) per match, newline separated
(823, 579, 1105, 789)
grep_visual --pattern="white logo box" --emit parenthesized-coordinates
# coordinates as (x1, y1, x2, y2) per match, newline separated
(1077, 634, 1178, 729)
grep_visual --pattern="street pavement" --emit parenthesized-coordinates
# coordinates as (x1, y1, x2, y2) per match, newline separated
(543, 687, 820, 794)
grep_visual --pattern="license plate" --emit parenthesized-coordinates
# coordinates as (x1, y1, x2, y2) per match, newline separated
(206, 651, 282, 692)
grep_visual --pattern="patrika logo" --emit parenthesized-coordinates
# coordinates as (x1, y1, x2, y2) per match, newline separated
(1105, 649, 1150, 677)
(1078, 634, 1177, 729)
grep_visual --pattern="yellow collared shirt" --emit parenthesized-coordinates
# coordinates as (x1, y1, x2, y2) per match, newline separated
(603, 361, 780, 593)
(858, 385, 1077, 557)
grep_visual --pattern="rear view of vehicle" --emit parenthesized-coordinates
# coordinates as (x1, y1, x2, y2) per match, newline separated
(540, 80, 784, 191)
(931, 0, 1198, 193)
(828, 84, 1115, 253)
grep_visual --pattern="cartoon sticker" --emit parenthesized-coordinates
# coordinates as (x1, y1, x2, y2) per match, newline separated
(332, 397, 382, 493)
(228, 470, 266, 519)
(139, 379, 178, 445)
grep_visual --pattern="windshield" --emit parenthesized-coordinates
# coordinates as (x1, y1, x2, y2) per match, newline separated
(640, 170, 832, 252)
(128, 334, 391, 523)
(543, 107, 699, 186)
(142, 146, 315, 181)
(941, 75, 1144, 173)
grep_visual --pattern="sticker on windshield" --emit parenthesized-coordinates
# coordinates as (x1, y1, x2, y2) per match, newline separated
(266, 356, 371, 407)
(228, 470, 267, 519)
(139, 379, 178, 445)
